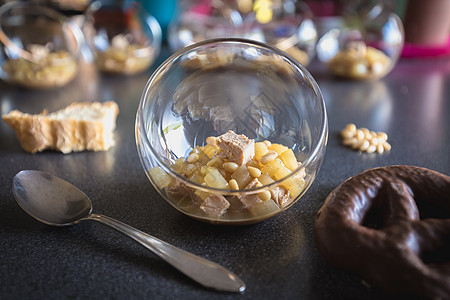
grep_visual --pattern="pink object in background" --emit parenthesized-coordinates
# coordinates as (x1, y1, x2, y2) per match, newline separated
(191, 0, 213, 15)
(402, 0, 450, 58)
(402, 38, 450, 58)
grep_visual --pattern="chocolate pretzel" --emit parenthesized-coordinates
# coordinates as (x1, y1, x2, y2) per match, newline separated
(314, 166, 450, 299)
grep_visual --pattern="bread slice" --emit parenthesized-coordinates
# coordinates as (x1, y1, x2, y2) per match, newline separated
(2, 101, 119, 154)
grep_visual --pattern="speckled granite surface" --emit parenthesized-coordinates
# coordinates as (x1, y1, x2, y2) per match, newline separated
(1, 48, 449, 299)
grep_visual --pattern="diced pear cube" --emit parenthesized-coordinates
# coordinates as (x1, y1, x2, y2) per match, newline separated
(254, 142, 268, 160)
(149, 166, 173, 189)
(261, 158, 284, 177)
(184, 164, 198, 176)
(195, 188, 211, 201)
(231, 164, 252, 189)
(281, 177, 306, 199)
(189, 170, 204, 184)
(248, 199, 280, 216)
(269, 143, 288, 155)
(200, 166, 217, 175)
(279, 149, 298, 171)
(273, 165, 292, 180)
(204, 169, 229, 189)
(171, 158, 186, 174)
(197, 152, 210, 165)
(201, 144, 218, 159)
(259, 173, 275, 185)
(174, 157, 185, 165)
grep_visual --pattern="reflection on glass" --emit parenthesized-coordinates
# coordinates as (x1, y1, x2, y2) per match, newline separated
(169, 0, 317, 66)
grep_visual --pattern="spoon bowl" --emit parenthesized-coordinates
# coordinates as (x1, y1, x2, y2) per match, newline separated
(12, 170, 246, 293)
(13, 170, 92, 226)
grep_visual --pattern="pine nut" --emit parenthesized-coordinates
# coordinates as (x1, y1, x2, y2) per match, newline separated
(377, 132, 388, 141)
(362, 128, 371, 139)
(247, 166, 262, 177)
(367, 145, 376, 153)
(341, 130, 354, 139)
(356, 129, 365, 140)
(263, 140, 271, 147)
(343, 138, 355, 146)
(341, 124, 390, 154)
(346, 123, 356, 132)
(187, 153, 199, 163)
(351, 139, 362, 149)
(258, 190, 271, 201)
(376, 143, 384, 154)
(185, 164, 197, 176)
(260, 150, 278, 164)
(247, 159, 259, 168)
(229, 179, 239, 190)
(223, 162, 239, 172)
(359, 140, 370, 151)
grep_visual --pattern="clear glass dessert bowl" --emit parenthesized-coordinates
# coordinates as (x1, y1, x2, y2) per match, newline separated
(168, 0, 317, 66)
(136, 38, 328, 225)
(316, 0, 404, 80)
(0, 1, 83, 89)
(86, 0, 161, 75)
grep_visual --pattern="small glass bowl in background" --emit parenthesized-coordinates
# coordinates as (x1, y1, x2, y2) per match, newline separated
(168, 0, 317, 66)
(86, 0, 161, 75)
(46, 0, 91, 14)
(136, 38, 328, 225)
(316, 0, 404, 80)
(0, 1, 83, 89)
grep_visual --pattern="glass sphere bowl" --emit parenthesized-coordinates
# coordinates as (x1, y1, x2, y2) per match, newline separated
(136, 38, 328, 225)
(168, 0, 317, 66)
(0, 1, 83, 89)
(87, 0, 161, 75)
(316, 1, 404, 80)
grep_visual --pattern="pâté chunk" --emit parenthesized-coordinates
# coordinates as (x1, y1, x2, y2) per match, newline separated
(215, 130, 255, 165)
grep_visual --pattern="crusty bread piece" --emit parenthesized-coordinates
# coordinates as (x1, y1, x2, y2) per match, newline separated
(2, 101, 119, 154)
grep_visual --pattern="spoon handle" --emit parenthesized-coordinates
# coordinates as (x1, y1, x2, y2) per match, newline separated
(85, 214, 245, 293)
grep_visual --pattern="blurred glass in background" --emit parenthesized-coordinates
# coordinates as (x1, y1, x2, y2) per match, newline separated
(316, 0, 404, 80)
(167, 0, 318, 66)
(85, 0, 162, 75)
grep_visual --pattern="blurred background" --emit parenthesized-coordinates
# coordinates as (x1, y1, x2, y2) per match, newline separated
(1, 2, 449, 298)
(0, 0, 449, 87)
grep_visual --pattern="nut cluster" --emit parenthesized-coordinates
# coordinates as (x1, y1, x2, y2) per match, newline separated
(341, 124, 391, 154)
(3, 46, 77, 89)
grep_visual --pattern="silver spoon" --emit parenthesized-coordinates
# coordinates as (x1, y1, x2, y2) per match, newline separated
(12, 170, 246, 293)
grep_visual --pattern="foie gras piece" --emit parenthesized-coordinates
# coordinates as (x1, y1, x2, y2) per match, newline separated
(215, 130, 255, 165)
(168, 180, 191, 194)
(238, 178, 263, 209)
(200, 194, 230, 218)
(271, 186, 291, 207)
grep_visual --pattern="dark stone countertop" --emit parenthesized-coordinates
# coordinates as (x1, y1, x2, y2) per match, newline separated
(1, 48, 449, 299)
